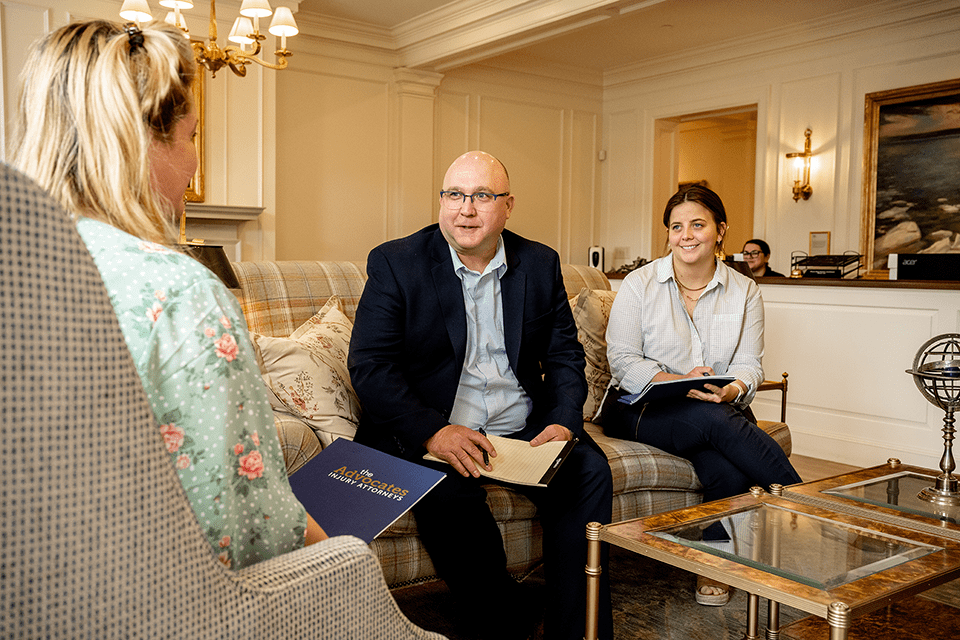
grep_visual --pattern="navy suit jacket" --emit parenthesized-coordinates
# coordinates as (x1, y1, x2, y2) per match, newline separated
(348, 224, 588, 460)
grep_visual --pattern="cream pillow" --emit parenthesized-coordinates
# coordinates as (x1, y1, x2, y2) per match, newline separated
(571, 288, 617, 422)
(250, 296, 360, 445)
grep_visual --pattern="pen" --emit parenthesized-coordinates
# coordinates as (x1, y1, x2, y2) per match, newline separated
(478, 427, 490, 466)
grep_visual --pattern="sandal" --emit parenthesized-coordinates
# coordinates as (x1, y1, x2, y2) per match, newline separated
(696, 575, 731, 606)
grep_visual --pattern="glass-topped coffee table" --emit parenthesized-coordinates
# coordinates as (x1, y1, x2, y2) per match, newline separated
(784, 459, 960, 530)
(585, 460, 960, 640)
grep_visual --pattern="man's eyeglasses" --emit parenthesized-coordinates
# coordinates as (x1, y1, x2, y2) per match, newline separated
(440, 190, 510, 208)
(742, 250, 763, 258)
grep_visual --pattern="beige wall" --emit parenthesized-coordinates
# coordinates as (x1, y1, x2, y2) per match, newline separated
(273, 40, 603, 263)
(639, 112, 758, 260)
(273, 42, 398, 261)
(435, 65, 602, 267)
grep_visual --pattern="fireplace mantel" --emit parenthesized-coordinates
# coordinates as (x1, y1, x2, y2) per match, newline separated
(183, 203, 264, 261)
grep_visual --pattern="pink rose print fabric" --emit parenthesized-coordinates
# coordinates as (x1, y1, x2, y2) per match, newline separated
(214, 333, 239, 362)
(77, 218, 307, 569)
(238, 450, 265, 480)
(160, 423, 185, 453)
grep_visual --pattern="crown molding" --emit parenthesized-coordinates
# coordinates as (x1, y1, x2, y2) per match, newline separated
(465, 54, 604, 89)
(394, 0, 626, 71)
(293, 11, 395, 50)
(295, 0, 627, 69)
(292, 0, 958, 80)
(602, 0, 960, 88)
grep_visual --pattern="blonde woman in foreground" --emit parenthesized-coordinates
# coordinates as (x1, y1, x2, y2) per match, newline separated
(12, 19, 324, 569)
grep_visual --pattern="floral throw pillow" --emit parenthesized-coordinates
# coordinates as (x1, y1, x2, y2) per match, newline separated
(571, 288, 617, 422)
(250, 296, 360, 446)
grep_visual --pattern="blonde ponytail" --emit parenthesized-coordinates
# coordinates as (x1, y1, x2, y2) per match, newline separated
(11, 20, 197, 245)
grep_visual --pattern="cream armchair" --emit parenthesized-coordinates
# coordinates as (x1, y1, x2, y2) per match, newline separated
(0, 163, 444, 640)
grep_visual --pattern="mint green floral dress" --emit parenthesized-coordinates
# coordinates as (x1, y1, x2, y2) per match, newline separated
(78, 218, 307, 569)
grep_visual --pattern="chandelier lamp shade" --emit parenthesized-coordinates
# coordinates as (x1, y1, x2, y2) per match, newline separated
(119, 0, 299, 77)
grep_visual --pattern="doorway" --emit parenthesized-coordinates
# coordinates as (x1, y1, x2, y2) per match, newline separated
(651, 106, 758, 258)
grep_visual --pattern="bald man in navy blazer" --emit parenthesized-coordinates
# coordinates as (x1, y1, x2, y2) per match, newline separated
(349, 151, 612, 640)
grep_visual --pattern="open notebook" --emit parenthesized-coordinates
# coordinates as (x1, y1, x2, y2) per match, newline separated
(619, 375, 735, 405)
(424, 434, 577, 487)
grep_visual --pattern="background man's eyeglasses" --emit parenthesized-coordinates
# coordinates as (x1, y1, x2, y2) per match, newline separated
(440, 190, 509, 208)
(742, 250, 763, 258)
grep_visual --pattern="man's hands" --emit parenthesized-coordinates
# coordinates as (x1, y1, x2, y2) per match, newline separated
(530, 423, 573, 446)
(425, 425, 495, 478)
(424, 423, 574, 478)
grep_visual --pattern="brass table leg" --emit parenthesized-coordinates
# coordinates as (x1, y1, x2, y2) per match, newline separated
(827, 602, 850, 640)
(745, 593, 761, 640)
(745, 487, 764, 640)
(585, 522, 602, 640)
(766, 483, 783, 639)
(765, 601, 780, 640)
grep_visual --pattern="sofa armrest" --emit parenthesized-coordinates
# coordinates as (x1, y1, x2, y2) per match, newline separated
(274, 411, 323, 475)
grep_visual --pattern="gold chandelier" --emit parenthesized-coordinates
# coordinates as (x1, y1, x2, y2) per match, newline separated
(119, 0, 298, 77)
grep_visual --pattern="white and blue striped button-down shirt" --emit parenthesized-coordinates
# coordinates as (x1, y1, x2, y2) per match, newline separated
(606, 256, 764, 405)
(448, 239, 533, 436)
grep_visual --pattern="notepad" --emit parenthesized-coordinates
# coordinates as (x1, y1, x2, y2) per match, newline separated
(618, 375, 736, 405)
(424, 434, 577, 487)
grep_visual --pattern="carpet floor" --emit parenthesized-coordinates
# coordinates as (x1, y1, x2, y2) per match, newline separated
(391, 545, 960, 640)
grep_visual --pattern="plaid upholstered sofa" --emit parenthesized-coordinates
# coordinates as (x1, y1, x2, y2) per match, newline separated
(232, 260, 791, 588)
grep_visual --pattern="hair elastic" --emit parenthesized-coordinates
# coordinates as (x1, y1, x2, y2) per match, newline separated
(124, 23, 145, 54)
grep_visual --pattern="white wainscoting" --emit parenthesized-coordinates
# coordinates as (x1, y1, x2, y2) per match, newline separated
(754, 282, 960, 469)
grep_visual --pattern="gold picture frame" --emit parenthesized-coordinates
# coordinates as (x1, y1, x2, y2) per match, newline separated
(809, 231, 831, 255)
(184, 65, 205, 203)
(859, 78, 960, 276)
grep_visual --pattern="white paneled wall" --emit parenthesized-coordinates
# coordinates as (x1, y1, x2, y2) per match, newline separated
(754, 283, 960, 469)
(602, 7, 960, 276)
(274, 49, 395, 261)
(436, 65, 602, 265)
(273, 41, 603, 263)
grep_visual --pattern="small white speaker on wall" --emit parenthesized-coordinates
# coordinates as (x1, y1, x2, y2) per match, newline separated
(588, 246, 604, 270)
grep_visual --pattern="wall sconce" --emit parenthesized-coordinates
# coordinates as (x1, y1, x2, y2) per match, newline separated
(785, 128, 813, 202)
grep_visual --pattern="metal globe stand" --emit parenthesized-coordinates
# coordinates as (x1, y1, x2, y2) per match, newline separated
(907, 333, 960, 506)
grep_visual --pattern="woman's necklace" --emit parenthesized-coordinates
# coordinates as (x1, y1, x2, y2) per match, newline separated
(674, 271, 713, 303)
(674, 276, 708, 292)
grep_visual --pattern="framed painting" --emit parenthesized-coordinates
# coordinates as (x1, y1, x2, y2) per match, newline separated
(860, 78, 960, 275)
(184, 66, 205, 203)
